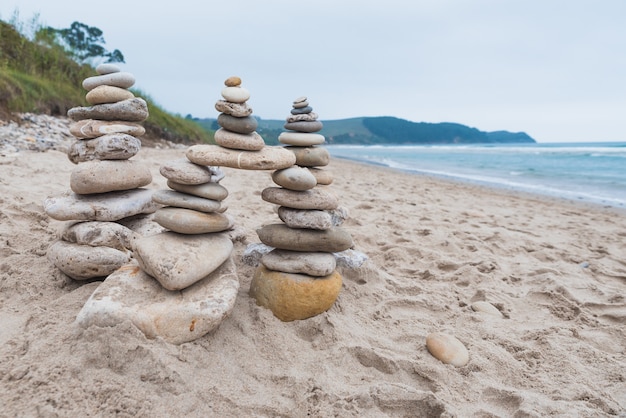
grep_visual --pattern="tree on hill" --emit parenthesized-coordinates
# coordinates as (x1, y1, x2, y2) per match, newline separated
(36, 21, 124, 64)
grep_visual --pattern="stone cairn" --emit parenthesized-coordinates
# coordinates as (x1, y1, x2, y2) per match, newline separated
(43, 63, 157, 281)
(248, 96, 354, 322)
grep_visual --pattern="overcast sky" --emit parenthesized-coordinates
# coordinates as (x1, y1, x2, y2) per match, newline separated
(2, 1, 625, 142)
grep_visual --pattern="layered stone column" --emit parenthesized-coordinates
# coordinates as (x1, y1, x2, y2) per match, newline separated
(249, 97, 353, 322)
(43, 63, 157, 280)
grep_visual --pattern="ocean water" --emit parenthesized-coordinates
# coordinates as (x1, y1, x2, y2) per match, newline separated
(326, 142, 626, 208)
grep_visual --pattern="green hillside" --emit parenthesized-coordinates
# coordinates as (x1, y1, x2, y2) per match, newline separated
(0, 18, 213, 144)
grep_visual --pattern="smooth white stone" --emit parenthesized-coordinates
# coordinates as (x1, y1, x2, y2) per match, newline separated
(278, 132, 325, 146)
(82, 72, 136, 91)
(221, 86, 250, 103)
(471, 301, 504, 317)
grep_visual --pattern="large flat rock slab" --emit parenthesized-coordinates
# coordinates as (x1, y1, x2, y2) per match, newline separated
(75, 259, 239, 344)
(186, 145, 296, 170)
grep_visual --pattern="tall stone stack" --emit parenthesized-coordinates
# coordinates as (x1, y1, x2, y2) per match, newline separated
(248, 97, 353, 322)
(43, 63, 157, 280)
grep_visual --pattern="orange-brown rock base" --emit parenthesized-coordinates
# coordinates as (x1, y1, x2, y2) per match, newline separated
(249, 266, 342, 322)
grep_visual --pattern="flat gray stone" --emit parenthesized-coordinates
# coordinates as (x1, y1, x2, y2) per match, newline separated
(43, 188, 159, 221)
(133, 231, 234, 290)
(47, 240, 130, 280)
(262, 187, 338, 210)
(261, 249, 336, 276)
(61, 221, 137, 251)
(284, 121, 323, 133)
(187, 145, 296, 171)
(160, 158, 224, 185)
(82, 72, 136, 91)
(291, 106, 313, 115)
(277, 206, 348, 230)
(70, 160, 152, 194)
(286, 145, 330, 167)
(86, 85, 134, 105)
(217, 114, 258, 134)
(68, 98, 149, 122)
(272, 166, 317, 191)
(70, 119, 146, 139)
(75, 259, 239, 344)
(152, 190, 221, 213)
(257, 223, 353, 253)
(153, 207, 234, 234)
(214, 128, 265, 151)
(68, 134, 141, 163)
(167, 180, 228, 201)
(214, 100, 253, 117)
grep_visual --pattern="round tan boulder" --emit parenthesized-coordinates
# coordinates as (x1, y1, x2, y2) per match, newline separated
(249, 265, 342, 321)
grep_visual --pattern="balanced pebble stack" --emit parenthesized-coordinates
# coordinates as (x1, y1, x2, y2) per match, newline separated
(249, 97, 353, 322)
(43, 63, 157, 280)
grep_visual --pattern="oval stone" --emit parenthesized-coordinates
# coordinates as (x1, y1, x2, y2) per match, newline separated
(291, 106, 313, 115)
(153, 207, 234, 234)
(215, 100, 253, 117)
(214, 128, 265, 151)
(133, 231, 233, 290)
(217, 114, 258, 134)
(471, 301, 503, 317)
(308, 167, 333, 185)
(43, 188, 159, 221)
(277, 207, 334, 230)
(61, 221, 136, 251)
(284, 121, 323, 133)
(85, 85, 134, 105)
(286, 146, 330, 167)
(262, 249, 336, 277)
(82, 72, 136, 91)
(70, 119, 145, 139)
(160, 158, 223, 185)
(167, 180, 228, 201)
(249, 265, 342, 322)
(262, 187, 338, 210)
(68, 133, 141, 164)
(68, 98, 149, 122)
(152, 190, 221, 213)
(187, 145, 296, 171)
(293, 96, 308, 105)
(272, 166, 317, 191)
(221, 86, 250, 103)
(225, 76, 242, 87)
(47, 240, 130, 280)
(70, 160, 152, 194)
(96, 63, 120, 75)
(278, 132, 325, 146)
(426, 333, 470, 367)
(257, 223, 353, 252)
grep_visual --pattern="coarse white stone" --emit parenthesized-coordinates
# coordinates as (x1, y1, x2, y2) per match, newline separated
(47, 240, 130, 280)
(261, 249, 336, 276)
(61, 221, 137, 251)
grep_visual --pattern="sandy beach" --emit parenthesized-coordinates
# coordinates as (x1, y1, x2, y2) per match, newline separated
(1, 141, 625, 416)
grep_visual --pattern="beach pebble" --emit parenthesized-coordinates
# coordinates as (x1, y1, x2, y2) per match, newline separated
(217, 114, 258, 134)
(262, 249, 336, 277)
(284, 121, 324, 133)
(262, 187, 339, 210)
(224, 76, 242, 87)
(278, 132, 326, 146)
(278, 206, 347, 230)
(293, 97, 309, 108)
(70, 160, 152, 194)
(426, 333, 470, 367)
(257, 223, 353, 252)
(153, 207, 233, 234)
(187, 144, 296, 171)
(133, 231, 233, 290)
(96, 63, 120, 75)
(47, 240, 130, 280)
(166, 180, 228, 201)
(68, 98, 149, 122)
(43, 188, 159, 221)
(160, 158, 223, 185)
(75, 260, 239, 344)
(249, 265, 342, 322)
(214, 128, 265, 151)
(286, 146, 331, 167)
(291, 106, 313, 115)
(61, 221, 137, 251)
(214, 100, 253, 117)
(333, 249, 368, 269)
(242, 243, 272, 267)
(286, 112, 319, 123)
(471, 301, 503, 317)
(82, 72, 136, 91)
(272, 166, 318, 191)
(221, 86, 250, 103)
(70, 119, 146, 139)
(152, 190, 222, 213)
(308, 167, 333, 185)
(85, 85, 134, 105)
(68, 133, 141, 163)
